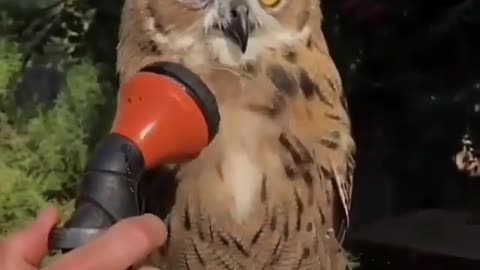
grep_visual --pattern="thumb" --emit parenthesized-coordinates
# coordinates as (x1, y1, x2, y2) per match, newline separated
(3, 206, 60, 267)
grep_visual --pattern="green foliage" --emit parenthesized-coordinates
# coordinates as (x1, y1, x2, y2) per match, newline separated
(0, 40, 22, 100)
(2, 0, 105, 66)
(0, 38, 110, 236)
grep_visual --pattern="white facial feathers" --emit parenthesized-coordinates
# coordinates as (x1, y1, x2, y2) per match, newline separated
(143, 0, 311, 67)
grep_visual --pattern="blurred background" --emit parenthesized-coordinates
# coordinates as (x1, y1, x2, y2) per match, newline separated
(0, 0, 479, 268)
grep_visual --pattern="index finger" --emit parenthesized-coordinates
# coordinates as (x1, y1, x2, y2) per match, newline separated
(46, 214, 167, 270)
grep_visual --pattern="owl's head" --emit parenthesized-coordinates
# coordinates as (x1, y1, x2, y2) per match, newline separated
(143, 0, 322, 66)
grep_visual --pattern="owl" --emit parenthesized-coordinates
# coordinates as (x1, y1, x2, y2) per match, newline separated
(117, 0, 356, 269)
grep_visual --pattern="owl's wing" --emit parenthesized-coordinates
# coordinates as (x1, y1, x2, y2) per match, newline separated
(276, 42, 356, 243)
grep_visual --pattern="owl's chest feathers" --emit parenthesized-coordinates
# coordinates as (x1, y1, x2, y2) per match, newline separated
(182, 107, 284, 224)
(214, 109, 278, 224)
(168, 32, 311, 225)
(219, 145, 264, 224)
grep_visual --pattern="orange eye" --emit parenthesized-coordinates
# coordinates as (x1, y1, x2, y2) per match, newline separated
(259, 0, 281, 8)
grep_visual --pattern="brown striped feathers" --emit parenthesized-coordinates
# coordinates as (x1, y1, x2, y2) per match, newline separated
(119, 0, 356, 269)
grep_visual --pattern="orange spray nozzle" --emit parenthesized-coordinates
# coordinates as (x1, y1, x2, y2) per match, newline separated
(47, 62, 219, 253)
(111, 63, 219, 169)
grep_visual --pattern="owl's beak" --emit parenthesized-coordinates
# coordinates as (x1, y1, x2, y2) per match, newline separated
(223, 4, 250, 53)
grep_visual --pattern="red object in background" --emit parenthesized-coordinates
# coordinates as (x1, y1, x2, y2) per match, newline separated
(341, 0, 393, 25)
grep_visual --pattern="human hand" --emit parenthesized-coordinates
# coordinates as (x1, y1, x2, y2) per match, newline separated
(0, 207, 167, 270)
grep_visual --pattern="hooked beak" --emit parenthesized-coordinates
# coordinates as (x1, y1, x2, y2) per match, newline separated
(223, 4, 250, 53)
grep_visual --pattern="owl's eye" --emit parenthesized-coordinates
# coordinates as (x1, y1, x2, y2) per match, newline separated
(175, 0, 210, 9)
(259, 0, 281, 8)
